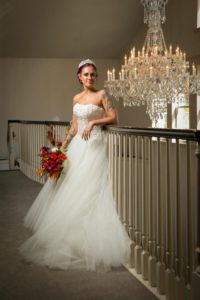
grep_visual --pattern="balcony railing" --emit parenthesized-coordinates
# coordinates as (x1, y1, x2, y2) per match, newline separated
(8, 120, 200, 300)
(8, 120, 69, 183)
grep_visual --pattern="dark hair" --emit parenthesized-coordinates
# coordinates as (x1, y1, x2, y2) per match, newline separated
(77, 63, 98, 84)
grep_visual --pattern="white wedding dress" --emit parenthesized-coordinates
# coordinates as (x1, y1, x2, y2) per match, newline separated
(20, 103, 132, 271)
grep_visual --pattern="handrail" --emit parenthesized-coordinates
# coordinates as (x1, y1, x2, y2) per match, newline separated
(106, 126, 200, 141)
(8, 121, 200, 141)
(8, 120, 70, 126)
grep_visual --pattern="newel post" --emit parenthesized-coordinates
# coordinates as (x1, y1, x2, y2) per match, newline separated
(195, 141, 200, 273)
(192, 141, 200, 299)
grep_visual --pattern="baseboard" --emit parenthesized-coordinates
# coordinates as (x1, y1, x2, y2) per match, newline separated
(0, 159, 9, 171)
(123, 264, 166, 300)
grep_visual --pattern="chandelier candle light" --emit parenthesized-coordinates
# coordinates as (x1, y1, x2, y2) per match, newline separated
(105, 0, 200, 122)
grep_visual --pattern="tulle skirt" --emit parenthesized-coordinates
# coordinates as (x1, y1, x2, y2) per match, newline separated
(19, 133, 132, 271)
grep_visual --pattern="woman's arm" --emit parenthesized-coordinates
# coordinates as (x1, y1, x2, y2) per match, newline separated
(82, 90, 118, 140)
(60, 114, 77, 149)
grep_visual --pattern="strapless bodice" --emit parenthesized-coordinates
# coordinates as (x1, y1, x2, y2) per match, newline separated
(73, 103, 105, 141)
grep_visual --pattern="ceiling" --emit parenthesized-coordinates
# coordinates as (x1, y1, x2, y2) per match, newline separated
(0, 0, 143, 58)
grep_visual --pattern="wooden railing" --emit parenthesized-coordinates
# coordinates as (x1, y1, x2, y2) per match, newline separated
(107, 126, 200, 300)
(8, 121, 200, 299)
(8, 120, 69, 183)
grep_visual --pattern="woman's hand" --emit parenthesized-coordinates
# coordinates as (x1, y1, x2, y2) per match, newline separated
(82, 121, 94, 140)
(60, 140, 68, 151)
(60, 115, 77, 150)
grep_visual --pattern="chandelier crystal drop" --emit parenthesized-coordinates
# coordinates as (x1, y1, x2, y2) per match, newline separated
(104, 0, 200, 122)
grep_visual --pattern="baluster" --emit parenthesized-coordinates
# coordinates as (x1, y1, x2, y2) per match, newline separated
(134, 136, 142, 274)
(174, 139, 185, 299)
(114, 133, 118, 205)
(148, 137, 156, 286)
(35, 124, 39, 182)
(115, 134, 119, 211)
(18, 123, 21, 169)
(25, 123, 27, 174)
(109, 133, 113, 186)
(190, 140, 200, 300)
(31, 124, 34, 178)
(55, 124, 58, 145)
(32, 124, 35, 181)
(156, 137, 165, 294)
(22, 124, 24, 172)
(31, 124, 34, 179)
(34, 124, 37, 180)
(120, 133, 125, 225)
(123, 134, 128, 229)
(20, 124, 23, 171)
(118, 134, 122, 220)
(25, 123, 27, 170)
(43, 124, 47, 184)
(174, 139, 180, 277)
(28, 124, 31, 177)
(108, 132, 112, 174)
(128, 136, 134, 267)
(37, 124, 40, 183)
(24, 123, 27, 174)
(141, 136, 149, 280)
(185, 140, 192, 298)
(21, 123, 24, 173)
(38, 124, 42, 181)
(165, 139, 174, 300)
(38, 124, 42, 184)
(195, 141, 200, 273)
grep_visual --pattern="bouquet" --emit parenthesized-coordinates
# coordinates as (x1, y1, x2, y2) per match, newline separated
(36, 146, 67, 180)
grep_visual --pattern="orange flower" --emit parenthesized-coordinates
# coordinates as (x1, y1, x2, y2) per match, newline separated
(50, 172, 60, 180)
(36, 168, 44, 175)
(42, 161, 48, 167)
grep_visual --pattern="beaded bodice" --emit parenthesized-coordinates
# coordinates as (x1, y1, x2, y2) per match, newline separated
(73, 103, 105, 141)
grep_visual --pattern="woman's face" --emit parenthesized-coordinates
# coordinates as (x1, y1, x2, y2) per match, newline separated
(78, 65, 97, 88)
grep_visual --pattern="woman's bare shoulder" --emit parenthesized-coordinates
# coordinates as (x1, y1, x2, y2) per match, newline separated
(73, 92, 84, 105)
(97, 89, 106, 96)
(97, 89, 113, 100)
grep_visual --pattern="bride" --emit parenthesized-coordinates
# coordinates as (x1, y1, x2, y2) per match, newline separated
(20, 59, 132, 271)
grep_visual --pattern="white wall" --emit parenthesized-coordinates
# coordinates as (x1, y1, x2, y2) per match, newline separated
(0, 58, 120, 159)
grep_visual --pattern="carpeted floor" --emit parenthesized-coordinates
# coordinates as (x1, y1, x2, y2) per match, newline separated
(0, 170, 157, 300)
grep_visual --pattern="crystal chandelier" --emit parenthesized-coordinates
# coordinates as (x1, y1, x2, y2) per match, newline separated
(104, 0, 200, 122)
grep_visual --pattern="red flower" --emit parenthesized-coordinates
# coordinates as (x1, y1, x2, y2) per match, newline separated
(58, 153, 67, 160)
(51, 153, 58, 159)
(36, 146, 67, 181)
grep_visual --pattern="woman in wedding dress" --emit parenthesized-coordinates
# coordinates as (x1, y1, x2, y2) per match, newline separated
(20, 59, 132, 271)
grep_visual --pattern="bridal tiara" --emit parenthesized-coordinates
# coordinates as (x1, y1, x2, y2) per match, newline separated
(78, 59, 96, 69)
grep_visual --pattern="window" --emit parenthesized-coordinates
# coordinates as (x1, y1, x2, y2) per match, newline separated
(172, 95, 189, 129)
(152, 98, 189, 129)
(174, 106, 189, 129)
(197, 96, 200, 129)
(152, 112, 167, 128)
